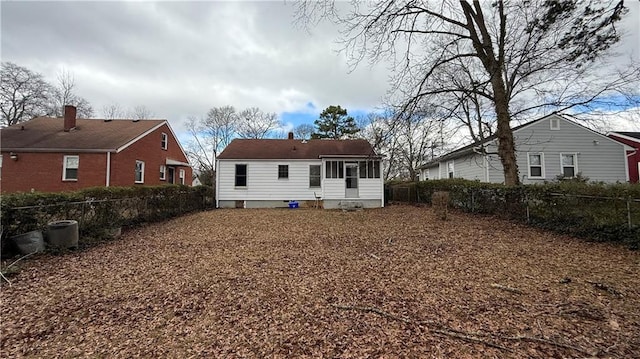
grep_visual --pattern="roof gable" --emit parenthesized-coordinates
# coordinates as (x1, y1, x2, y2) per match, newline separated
(217, 139, 378, 160)
(608, 132, 640, 145)
(0, 117, 166, 152)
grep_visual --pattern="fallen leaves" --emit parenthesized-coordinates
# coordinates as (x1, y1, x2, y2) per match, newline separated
(1, 205, 639, 358)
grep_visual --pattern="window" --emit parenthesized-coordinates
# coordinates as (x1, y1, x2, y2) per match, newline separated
(550, 118, 560, 130)
(447, 161, 455, 179)
(561, 153, 577, 178)
(63, 155, 79, 181)
(424, 169, 430, 180)
(278, 165, 289, 179)
(161, 132, 168, 150)
(160, 165, 166, 180)
(358, 160, 381, 178)
(179, 169, 185, 184)
(528, 153, 544, 178)
(235, 164, 247, 187)
(309, 165, 321, 187)
(135, 160, 145, 183)
(325, 161, 344, 179)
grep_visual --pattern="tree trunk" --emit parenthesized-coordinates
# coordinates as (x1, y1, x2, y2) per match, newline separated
(492, 78, 520, 186)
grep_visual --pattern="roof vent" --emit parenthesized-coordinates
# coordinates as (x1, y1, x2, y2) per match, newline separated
(292, 145, 296, 151)
(132, 119, 140, 122)
(104, 119, 112, 122)
(301, 139, 308, 144)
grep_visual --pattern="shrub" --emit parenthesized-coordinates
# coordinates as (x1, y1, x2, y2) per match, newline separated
(387, 180, 639, 248)
(1, 185, 215, 256)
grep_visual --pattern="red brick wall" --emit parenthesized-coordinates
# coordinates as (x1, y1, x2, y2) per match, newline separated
(110, 123, 192, 187)
(0, 152, 107, 193)
(0, 123, 193, 193)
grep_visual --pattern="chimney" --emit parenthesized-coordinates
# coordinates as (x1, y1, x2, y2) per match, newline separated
(64, 105, 77, 132)
(288, 132, 294, 140)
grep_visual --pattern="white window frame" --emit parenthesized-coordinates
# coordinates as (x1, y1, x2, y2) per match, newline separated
(135, 160, 145, 184)
(278, 164, 289, 179)
(235, 164, 248, 188)
(527, 152, 545, 179)
(161, 132, 168, 150)
(550, 118, 560, 130)
(160, 165, 166, 180)
(424, 168, 430, 180)
(560, 153, 578, 178)
(62, 155, 79, 181)
(447, 161, 455, 179)
(309, 165, 321, 188)
(179, 169, 185, 184)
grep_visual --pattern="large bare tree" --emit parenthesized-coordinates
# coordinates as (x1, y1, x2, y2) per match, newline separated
(0, 62, 53, 126)
(297, 0, 637, 185)
(236, 107, 281, 139)
(48, 69, 94, 118)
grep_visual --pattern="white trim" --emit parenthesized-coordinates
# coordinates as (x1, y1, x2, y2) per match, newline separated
(559, 153, 578, 178)
(624, 148, 630, 182)
(105, 152, 111, 187)
(62, 155, 79, 181)
(447, 160, 455, 178)
(160, 165, 167, 180)
(161, 132, 168, 150)
(527, 152, 545, 179)
(215, 159, 220, 208)
(166, 158, 191, 167)
(179, 168, 185, 184)
(116, 122, 166, 153)
(135, 160, 145, 184)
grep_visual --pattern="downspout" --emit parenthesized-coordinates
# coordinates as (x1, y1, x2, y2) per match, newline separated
(215, 158, 219, 208)
(106, 152, 111, 187)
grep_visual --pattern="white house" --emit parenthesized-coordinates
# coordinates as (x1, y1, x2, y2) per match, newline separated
(216, 134, 384, 209)
(418, 113, 632, 184)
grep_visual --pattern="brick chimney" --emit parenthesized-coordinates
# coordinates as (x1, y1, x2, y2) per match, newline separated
(64, 105, 77, 132)
(288, 132, 294, 139)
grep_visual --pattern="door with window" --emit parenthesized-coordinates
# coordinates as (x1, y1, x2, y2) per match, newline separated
(345, 162, 359, 198)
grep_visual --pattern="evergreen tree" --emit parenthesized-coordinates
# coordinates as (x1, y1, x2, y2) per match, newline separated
(312, 105, 360, 139)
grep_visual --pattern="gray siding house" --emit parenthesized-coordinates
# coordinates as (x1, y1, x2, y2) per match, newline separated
(418, 114, 632, 184)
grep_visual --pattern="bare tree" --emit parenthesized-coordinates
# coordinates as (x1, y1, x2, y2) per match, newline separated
(297, 0, 637, 185)
(236, 107, 281, 139)
(0, 62, 53, 126)
(130, 105, 155, 120)
(48, 68, 94, 118)
(102, 103, 125, 120)
(293, 123, 315, 140)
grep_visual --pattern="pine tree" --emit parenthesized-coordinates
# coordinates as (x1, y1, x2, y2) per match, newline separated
(312, 105, 360, 139)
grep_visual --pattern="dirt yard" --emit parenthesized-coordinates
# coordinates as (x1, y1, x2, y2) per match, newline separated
(1, 206, 639, 358)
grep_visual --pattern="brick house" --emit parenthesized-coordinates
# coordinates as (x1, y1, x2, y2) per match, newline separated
(0, 105, 192, 193)
(608, 132, 640, 184)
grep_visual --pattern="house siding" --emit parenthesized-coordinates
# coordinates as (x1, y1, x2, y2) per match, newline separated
(217, 160, 323, 202)
(420, 115, 628, 184)
(515, 116, 627, 183)
(217, 158, 384, 208)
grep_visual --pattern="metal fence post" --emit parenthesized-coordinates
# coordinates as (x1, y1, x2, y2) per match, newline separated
(628, 198, 632, 229)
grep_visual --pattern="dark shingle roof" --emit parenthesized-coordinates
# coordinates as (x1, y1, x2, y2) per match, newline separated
(613, 132, 640, 140)
(217, 139, 378, 160)
(1, 117, 165, 152)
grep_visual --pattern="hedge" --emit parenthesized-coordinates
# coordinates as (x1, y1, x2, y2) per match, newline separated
(387, 179, 640, 249)
(1, 185, 215, 255)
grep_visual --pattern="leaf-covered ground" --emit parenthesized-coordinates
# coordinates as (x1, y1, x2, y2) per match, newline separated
(2, 206, 639, 358)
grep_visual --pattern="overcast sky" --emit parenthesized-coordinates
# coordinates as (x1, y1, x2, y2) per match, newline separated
(2, 1, 639, 137)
